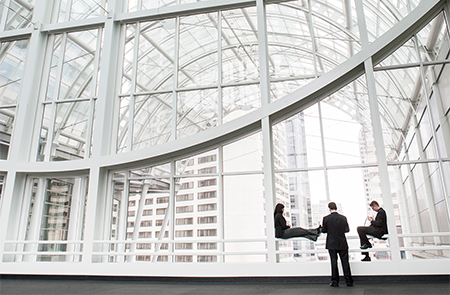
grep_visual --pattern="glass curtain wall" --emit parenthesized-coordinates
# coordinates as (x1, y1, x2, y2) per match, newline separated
(0, 0, 449, 276)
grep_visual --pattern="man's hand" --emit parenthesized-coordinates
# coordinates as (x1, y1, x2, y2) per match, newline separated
(368, 216, 373, 221)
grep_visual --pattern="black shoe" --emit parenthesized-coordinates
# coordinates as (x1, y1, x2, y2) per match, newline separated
(361, 256, 371, 261)
(346, 283, 354, 287)
(360, 243, 372, 249)
(330, 283, 339, 287)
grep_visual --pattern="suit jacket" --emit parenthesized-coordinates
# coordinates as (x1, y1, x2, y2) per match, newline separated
(322, 212, 349, 250)
(369, 207, 388, 238)
(274, 213, 290, 238)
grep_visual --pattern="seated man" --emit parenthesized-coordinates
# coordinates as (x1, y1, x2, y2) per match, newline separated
(357, 200, 388, 261)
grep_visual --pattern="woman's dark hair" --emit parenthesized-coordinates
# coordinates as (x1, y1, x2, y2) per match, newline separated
(274, 203, 285, 216)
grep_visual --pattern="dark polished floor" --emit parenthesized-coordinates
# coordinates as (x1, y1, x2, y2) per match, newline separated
(0, 276, 449, 295)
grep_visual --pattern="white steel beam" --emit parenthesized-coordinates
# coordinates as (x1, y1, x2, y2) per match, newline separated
(7, 0, 53, 162)
(355, 0, 401, 261)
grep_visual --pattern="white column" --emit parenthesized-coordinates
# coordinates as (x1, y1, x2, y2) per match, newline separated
(355, 0, 401, 261)
(82, 167, 107, 264)
(318, 102, 330, 202)
(14, 177, 35, 262)
(116, 171, 129, 262)
(91, 0, 123, 157)
(0, 172, 27, 262)
(217, 145, 224, 262)
(8, 0, 54, 162)
(256, 0, 276, 264)
(66, 177, 87, 262)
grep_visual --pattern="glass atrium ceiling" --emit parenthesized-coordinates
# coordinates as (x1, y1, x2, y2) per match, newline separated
(0, 0, 445, 161)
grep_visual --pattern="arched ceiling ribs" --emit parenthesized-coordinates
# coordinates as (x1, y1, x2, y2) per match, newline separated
(137, 22, 196, 83)
(98, 0, 443, 171)
(279, 1, 360, 43)
(133, 103, 167, 148)
(392, 15, 447, 155)
(13, 0, 33, 11)
(240, 7, 275, 69)
(300, 0, 324, 73)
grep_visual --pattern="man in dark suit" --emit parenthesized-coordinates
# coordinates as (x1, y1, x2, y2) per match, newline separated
(322, 202, 353, 287)
(357, 200, 388, 261)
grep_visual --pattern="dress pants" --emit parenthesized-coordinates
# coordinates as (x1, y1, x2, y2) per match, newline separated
(281, 227, 318, 241)
(357, 226, 378, 256)
(328, 249, 353, 285)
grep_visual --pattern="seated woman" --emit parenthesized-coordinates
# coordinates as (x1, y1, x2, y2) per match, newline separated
(274, 203, 321, 241)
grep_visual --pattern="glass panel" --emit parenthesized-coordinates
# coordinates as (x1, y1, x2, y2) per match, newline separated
(137, 20, 175, 92)
(175, 149, 218, 175)
(121, 25, 135, 94)
(0, 106, 15, 159)
(328, 167, 393, 261)
(270, 80, 313, 102)
(178, 12, 218, 88)
(4, 0, 34, 30)
(266, 3, 314, 81)
(311, 10, 360, 73)
(223, 174, 266, 262)
(51, 101, 90, 161)
(277, 169, 328, 262)
(109, 176, 124, 261)
(273, 106, 323, 169)
(416, 13, 445, 58)
(46, 35, 63, 101)
(174, 173, 218, 263)
(108, 164, 171, 263)
(60, 30, 99, 100)
(133, 94, 172, 150)
(142, 0, 175, 10)
(176, 89, 218, 139)
(395, 161, 450, 259)
(127, 0, 137, 12)
(70, 0, 105, 21)
(117, 96, 129, 153)
(28, 177, 89, 262)
(328, 168, 377, 234)
(223, 132, 262, 173)
(56, 0, 105, 22)
(363, 0, 401, 43)
(222, 84, 260, 124)
(322, 88, 376, 166)
(37, 104, 52, 161)
(57, 0, 68, 22)
(378, 39, 419, 67)
(374, 69, 417, 161)
(221, 7, 259, 84)
(0, 40, 28, 106)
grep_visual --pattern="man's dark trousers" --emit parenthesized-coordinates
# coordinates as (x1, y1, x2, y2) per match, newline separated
(329, 249, 352, 285)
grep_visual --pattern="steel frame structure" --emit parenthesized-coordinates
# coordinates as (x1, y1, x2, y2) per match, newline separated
(0, 0, 449, 277)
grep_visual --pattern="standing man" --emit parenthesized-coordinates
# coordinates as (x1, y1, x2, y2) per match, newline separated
(357, 200, 388, 261)
(322, 202, 353, 287)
